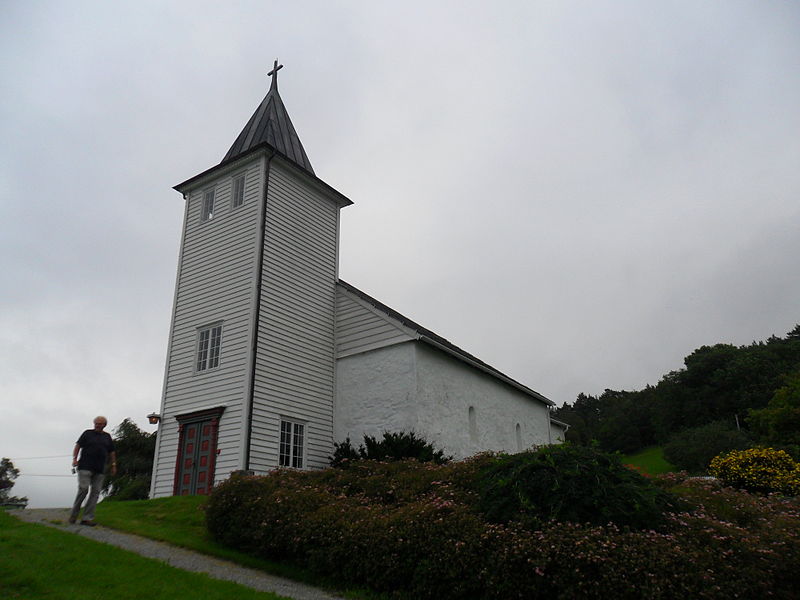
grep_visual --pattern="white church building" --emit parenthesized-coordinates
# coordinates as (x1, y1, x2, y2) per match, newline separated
(150, 64, 565, 497)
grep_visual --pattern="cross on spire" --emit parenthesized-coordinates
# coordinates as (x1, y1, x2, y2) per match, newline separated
(268, 59, 283, 88)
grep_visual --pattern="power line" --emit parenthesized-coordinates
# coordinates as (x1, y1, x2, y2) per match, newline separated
(5, 455, 72, 460)
(17, 473, 74, 478)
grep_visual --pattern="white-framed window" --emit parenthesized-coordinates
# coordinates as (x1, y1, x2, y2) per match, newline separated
(196, 323, 222, 372)
(231, 174, 245, 209)
(201, 188, 215, 222)
(279, 419, 305, 468)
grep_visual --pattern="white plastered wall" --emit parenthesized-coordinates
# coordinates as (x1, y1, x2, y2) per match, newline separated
(550, 423, 567, 443)
(413, 343, 553, 458)
(334, 340, 556, 458)
(334, 342, 418, 443)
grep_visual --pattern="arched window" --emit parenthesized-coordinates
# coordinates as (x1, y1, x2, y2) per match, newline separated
(468, 406, 478, 443)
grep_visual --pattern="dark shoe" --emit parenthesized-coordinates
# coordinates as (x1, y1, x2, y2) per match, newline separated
(80, 520, 96, 527)
(68, 516, 77, 524)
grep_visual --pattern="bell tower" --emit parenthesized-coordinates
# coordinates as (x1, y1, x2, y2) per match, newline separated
(150, 63, 352, 497)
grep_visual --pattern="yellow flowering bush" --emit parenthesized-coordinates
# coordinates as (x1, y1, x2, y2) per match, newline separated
(709, 447, 800, 495)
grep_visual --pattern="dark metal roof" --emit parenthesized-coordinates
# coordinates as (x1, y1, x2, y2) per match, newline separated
(337, 280, 554, 406)
(222, 68, 314, 174)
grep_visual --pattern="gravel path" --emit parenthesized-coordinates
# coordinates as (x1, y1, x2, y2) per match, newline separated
(9, 508, 345, 600)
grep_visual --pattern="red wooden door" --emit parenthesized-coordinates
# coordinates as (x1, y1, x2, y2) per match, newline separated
(175, 419, 217, 495)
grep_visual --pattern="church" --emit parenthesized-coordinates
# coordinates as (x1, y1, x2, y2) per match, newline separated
(149, 63, 565, 497)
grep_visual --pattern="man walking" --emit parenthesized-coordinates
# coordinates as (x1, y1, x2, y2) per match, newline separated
(70, 416, 117, 525)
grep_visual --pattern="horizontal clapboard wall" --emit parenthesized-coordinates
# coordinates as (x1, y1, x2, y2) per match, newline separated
(335, 286, 415, 358)
(249, 160, 339, 472)
(152, 158, 262, 497)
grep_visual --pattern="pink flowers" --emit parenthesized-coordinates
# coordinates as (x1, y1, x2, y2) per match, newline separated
(206, 457, 800, 599)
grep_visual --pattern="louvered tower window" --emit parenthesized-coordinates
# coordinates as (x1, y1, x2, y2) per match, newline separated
(201, 188, 215, 221)
(232, 174, 245, 208)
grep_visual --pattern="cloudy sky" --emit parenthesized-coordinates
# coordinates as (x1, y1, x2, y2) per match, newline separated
(2, 1, 798, 507)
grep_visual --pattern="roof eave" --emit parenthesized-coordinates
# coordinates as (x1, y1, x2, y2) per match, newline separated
(418, 335, 555, 407)
(173, 145, 273, 194)
(337, 280, 554, 407)
(173, 142, 353, 208)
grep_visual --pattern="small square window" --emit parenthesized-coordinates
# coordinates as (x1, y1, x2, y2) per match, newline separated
(196, 324, 222, 371)
(232, 174, 245, 209)
(279, 419, 305, 468)
(201, 189, 215, 222)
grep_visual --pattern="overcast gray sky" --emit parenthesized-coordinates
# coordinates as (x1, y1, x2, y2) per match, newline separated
(2, 1, 798, 508)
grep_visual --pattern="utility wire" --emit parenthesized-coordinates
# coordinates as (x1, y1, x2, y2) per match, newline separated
(17, 474, 74, 478)
(6, 455, 72, 460)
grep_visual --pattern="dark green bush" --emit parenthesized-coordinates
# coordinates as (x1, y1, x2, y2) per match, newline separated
(329, 436, 361, 466)
(313, 458, 464, 505)
(748, 368, 800, 448)
(663, 420, 751, 473)
(103, 418, 156, 500)
(101, 476, 151, 501)
(476, 444, 678, 529)
(330, 431, 451, 467)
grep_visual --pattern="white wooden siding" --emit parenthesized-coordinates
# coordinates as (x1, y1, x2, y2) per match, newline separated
(151, 159, 262, 497)
(335, 287, 415, 358)
(249, 161, 340, 472)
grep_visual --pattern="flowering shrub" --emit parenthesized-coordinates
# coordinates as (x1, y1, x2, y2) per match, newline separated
(709, 447, 800, 495)
(206, 460, 800, 599)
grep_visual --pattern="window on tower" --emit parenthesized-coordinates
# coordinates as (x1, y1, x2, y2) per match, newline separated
(232, 174, 245, 208)
(196, 323, 222, 372)
(279, 419, 305, 468)
(201, 188, 215, 222)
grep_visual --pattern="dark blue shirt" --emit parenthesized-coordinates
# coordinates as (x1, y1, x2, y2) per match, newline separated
(76, 430, 115, 474)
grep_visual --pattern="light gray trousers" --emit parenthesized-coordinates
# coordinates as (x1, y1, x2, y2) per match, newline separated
(70, 470, 105, 521)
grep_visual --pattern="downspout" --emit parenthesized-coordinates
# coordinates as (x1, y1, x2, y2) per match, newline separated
(243, 150, 276, 472)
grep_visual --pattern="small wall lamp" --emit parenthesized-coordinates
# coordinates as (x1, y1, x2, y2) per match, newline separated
(147, 412, 161, 425)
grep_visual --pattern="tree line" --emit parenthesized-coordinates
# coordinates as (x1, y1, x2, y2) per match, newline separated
(553, 324, 800, 468)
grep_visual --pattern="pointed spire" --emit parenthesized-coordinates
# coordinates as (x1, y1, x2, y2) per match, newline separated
(222, 60, 314, 174)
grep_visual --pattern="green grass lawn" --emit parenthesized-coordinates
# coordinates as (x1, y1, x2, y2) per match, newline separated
(0, 510, 287, 600)
(96, 496, 226, 558)
(94, 496, 374, 600)
(93, 496, 310, 579)
(622, 446, 676, 476)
